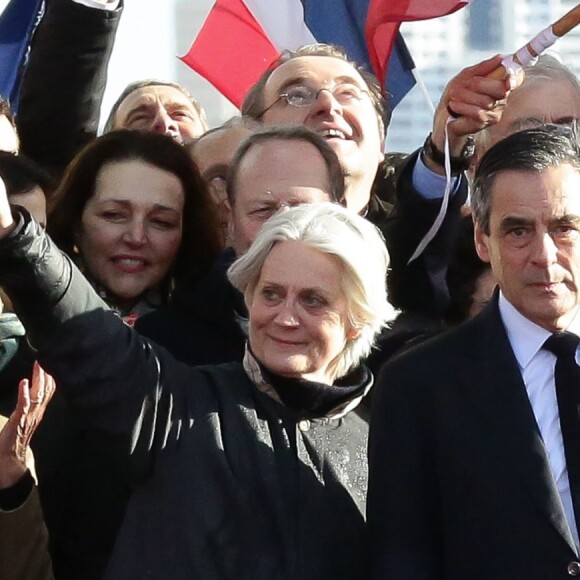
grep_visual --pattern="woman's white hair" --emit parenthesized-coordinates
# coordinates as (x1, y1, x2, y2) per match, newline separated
(227, 202, 397, 378)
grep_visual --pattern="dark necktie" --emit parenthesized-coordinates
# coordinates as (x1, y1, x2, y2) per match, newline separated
(544, 332, 580, 532)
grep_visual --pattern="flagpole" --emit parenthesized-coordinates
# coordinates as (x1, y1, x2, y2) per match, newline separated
(489, 3, 580, 78)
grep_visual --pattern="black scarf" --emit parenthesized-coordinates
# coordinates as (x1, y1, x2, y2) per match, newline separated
(256, 358, 371, 419)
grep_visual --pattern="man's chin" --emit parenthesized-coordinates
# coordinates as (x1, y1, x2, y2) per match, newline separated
(326, 137, 357, 158)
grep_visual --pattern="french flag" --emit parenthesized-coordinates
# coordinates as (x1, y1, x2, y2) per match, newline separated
(182, 0, 469, 110)
(0, 0, 43, 105)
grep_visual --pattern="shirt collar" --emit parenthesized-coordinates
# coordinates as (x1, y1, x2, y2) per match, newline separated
(498, 291, 580, 370)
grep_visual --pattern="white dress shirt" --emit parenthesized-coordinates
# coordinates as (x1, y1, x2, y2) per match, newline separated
(499, 292, 580, 548)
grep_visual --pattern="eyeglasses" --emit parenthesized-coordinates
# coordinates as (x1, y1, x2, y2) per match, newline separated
(258, 83, 370, 117)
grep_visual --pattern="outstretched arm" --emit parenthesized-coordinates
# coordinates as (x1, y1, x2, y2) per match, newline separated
(16, 0, 123, 176)
(0, 184, 215, 484)
(383, 55, 523, 316)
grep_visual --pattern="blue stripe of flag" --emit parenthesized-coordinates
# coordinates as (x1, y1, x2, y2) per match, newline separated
(0, 0, 44, 105)
(299, 0, 415, 108)
(387, 33, 416, 108)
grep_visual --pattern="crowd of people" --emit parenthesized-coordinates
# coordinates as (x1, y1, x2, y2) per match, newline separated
(2, 0, 580, 579)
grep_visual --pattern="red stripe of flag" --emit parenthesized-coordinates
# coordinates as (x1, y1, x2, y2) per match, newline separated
(366, 0, 469, 95)
(370, 0, 468, 21)
(181, 0, 279, 108)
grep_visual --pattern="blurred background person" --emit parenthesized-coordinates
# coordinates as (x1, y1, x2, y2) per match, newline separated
(0, 152, 55, 397)
(0, 98, 19, 155)
(0, 152, 56, 228)
(471, 55, 580, 165)
(445, 216, 496, 325)
(103, 79, 208, 143)
(186, 116, 259, 245)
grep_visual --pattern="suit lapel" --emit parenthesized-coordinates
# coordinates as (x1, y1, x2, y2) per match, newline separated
(466, 301, 577, 553)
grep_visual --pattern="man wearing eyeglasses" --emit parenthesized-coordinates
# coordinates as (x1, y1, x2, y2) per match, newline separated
(244, 49, 386, 217)
(242, 44, 519, 316)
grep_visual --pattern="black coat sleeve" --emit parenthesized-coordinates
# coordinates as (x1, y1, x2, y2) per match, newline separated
(380, 150, 469, 317)
(16, 0, 123, 176)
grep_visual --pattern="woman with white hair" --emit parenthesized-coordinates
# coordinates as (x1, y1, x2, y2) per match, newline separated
(0, 195, 396, 579)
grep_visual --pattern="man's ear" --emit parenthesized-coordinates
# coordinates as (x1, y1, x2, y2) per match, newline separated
(473, 219, 491, 263)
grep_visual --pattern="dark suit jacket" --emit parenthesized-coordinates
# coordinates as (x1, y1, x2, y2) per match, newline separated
(135, 247, 246, 366)
(375, 150, 468, 318)
(368, 298, 580, 579)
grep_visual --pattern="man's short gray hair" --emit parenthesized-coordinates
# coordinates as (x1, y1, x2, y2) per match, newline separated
(228, 202, 397, 378)
(186, 115, 260, 150)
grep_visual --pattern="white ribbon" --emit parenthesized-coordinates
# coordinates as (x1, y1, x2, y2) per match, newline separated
(503, 25, 558, 74)
(408, 116, 455, 263)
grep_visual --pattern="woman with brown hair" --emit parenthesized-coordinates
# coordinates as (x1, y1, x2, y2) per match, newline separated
(48, 129, 221, 321)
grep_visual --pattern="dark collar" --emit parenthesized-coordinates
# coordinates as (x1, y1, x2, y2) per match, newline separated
(171, 247, 247, 321)
(251, 350, 372, 419)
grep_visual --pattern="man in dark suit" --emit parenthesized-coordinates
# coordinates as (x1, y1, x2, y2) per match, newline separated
(368, 124, 580, 579)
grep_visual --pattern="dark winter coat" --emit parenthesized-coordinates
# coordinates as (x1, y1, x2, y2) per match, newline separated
(0, 211, 374, 580)
(136, 247, 247, 366)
